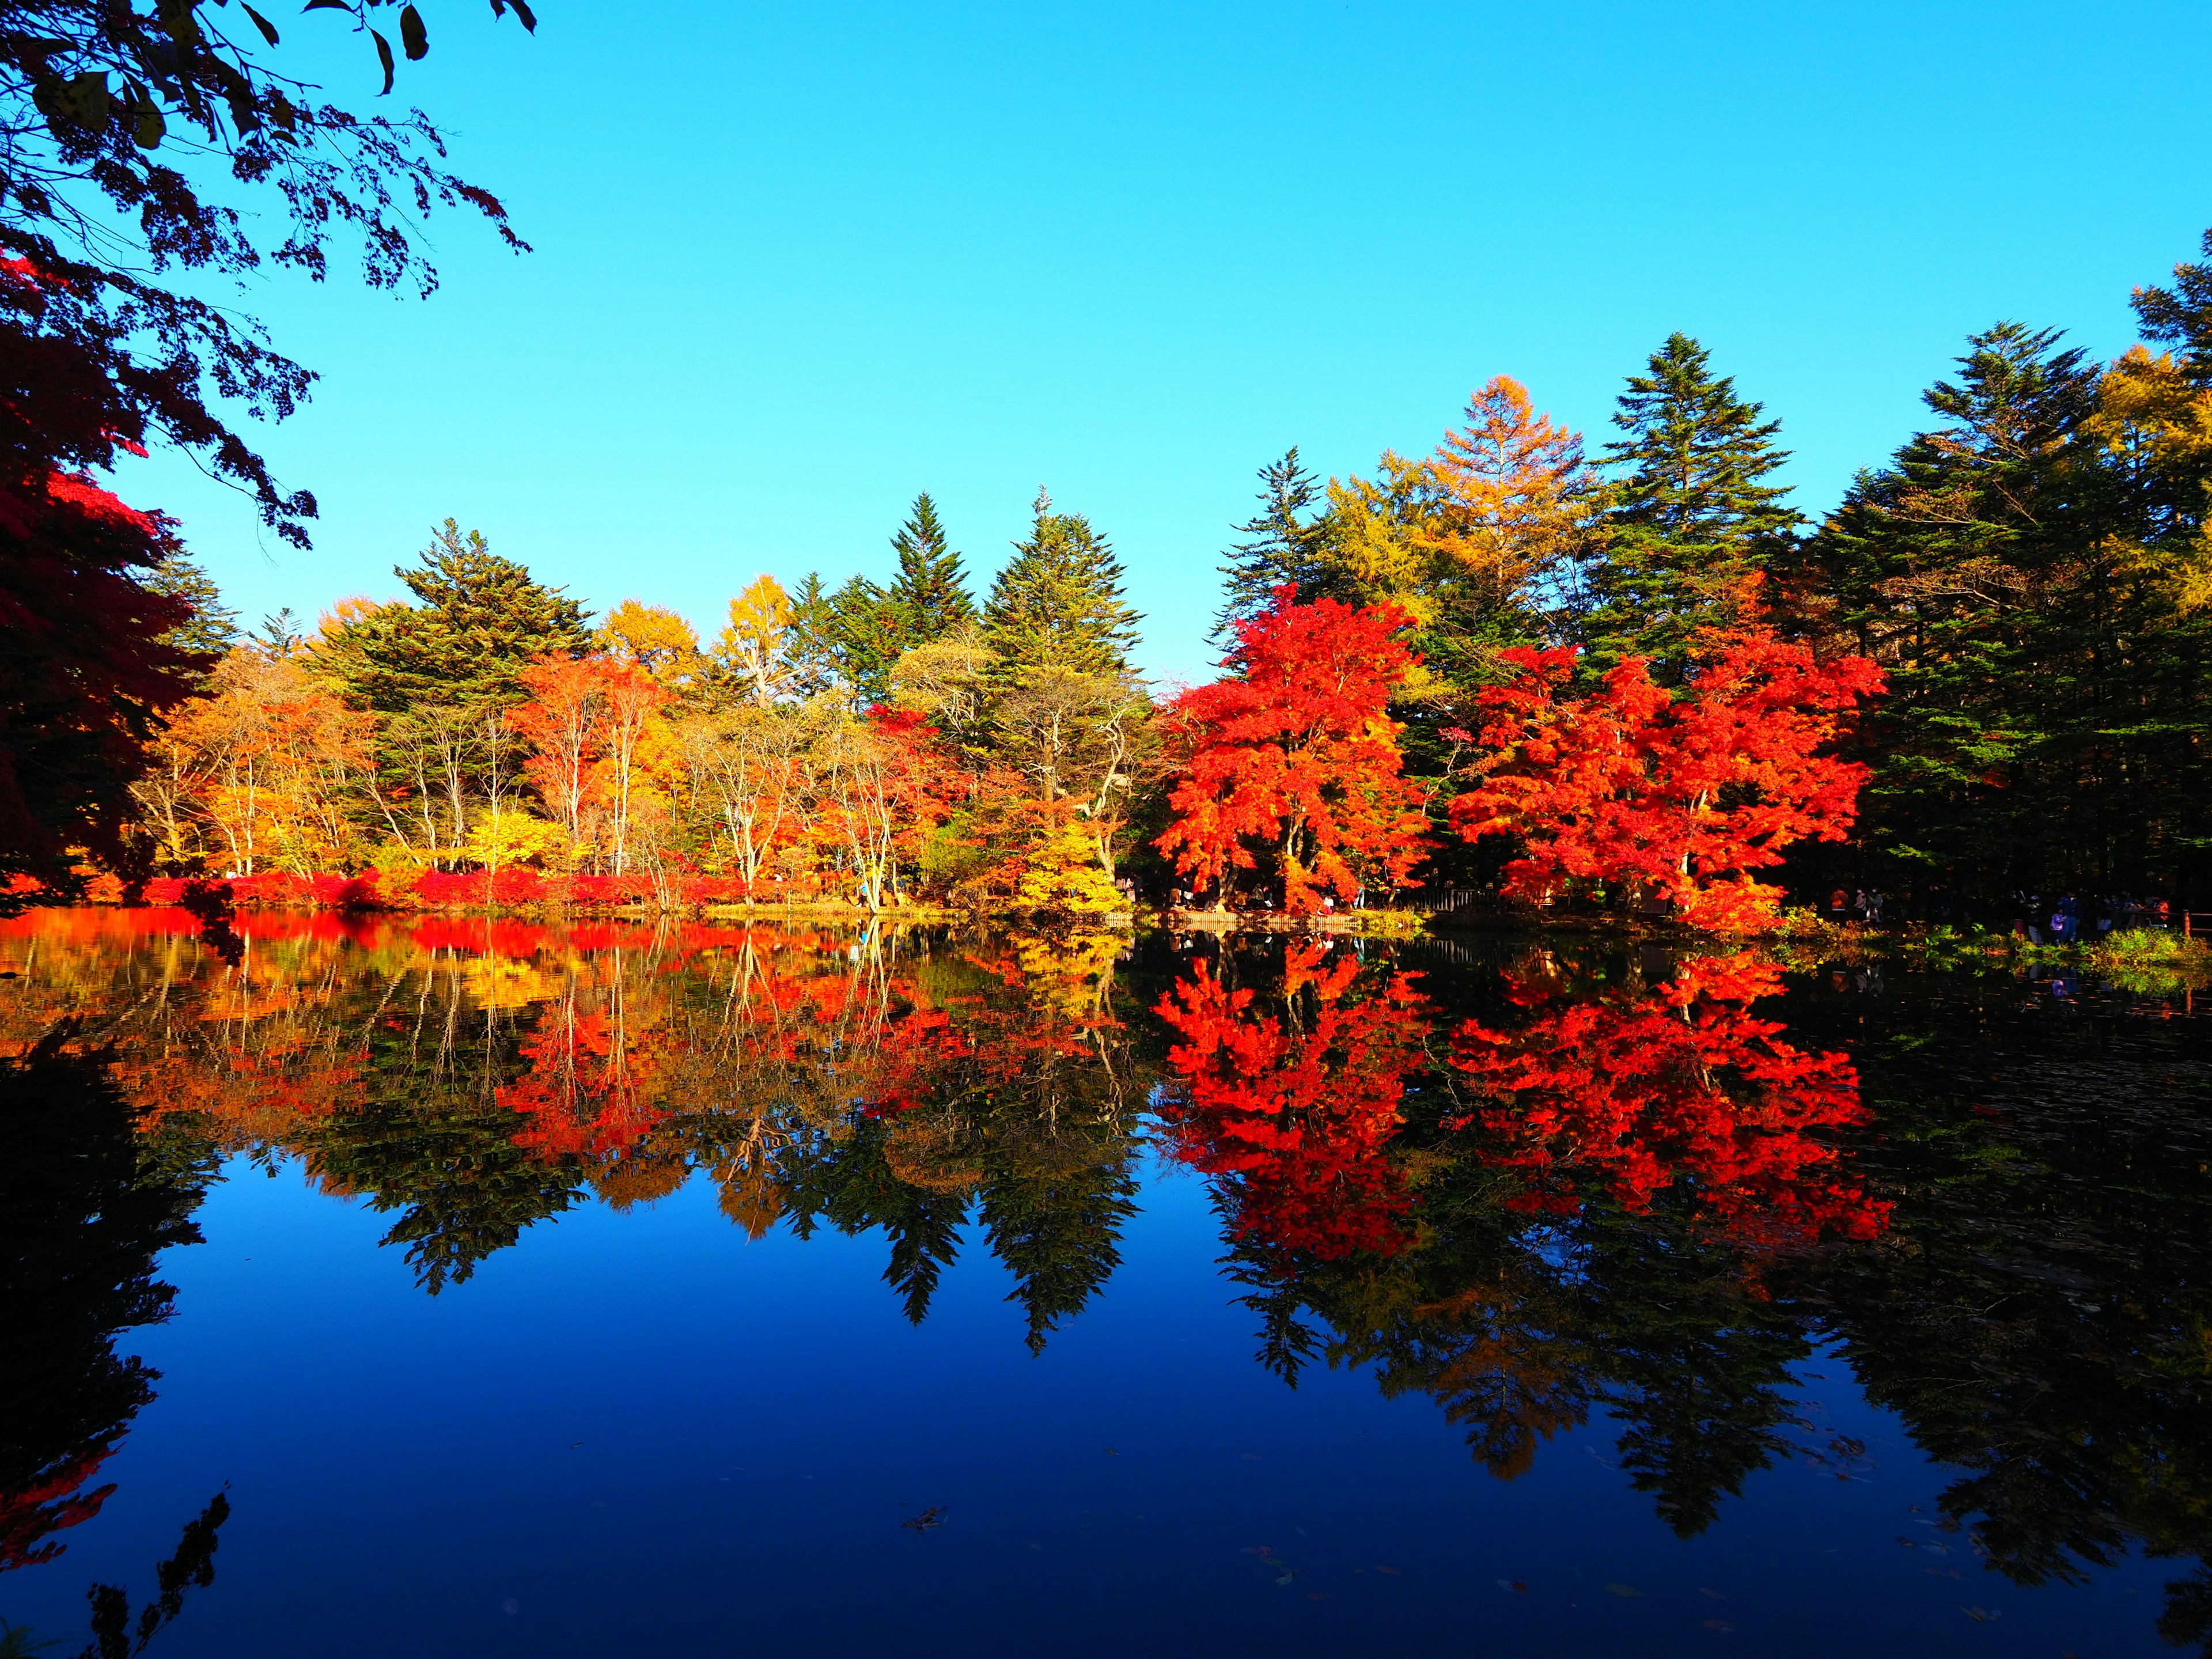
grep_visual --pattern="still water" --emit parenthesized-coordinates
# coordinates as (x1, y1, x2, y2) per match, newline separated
(2, 908, 2206, 1656)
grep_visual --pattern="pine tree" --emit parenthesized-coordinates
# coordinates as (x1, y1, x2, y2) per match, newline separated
(1795, 323, 2104, 899)
(2133, 228, 2212, 382)
(1214, 449, 1330, 646)
(884, 493, 975, 646)
(982, 489, 1142, 678)
(143, 556, 238, 661)
(1586, 334, 1801, 677)
(316, 521, 592, 713)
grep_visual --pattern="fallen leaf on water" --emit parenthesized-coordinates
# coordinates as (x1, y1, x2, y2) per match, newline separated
(1376, 1565, 1402, 1577)
(1924, 1567, 1960, 1580)
(1698, 1588, 1727, 1601)
(1240, 1546, 1274, 1557)
(1607, 1583, 1643, 1598)
(1703, 1619, 1736, 1633)
(1497, 1579, 1529, 1594)
(1960, 1606, 2000, 1623)
(1103, 1448, 1118, 1456)
(1896, 1536, 1918, 1547)
(901, 1505, 948, 1532)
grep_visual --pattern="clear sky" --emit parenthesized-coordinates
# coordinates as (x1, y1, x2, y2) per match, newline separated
(128, 0, 2212, 686)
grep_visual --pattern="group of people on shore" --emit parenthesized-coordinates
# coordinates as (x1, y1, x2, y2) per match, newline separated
(1825, 886, 2176, 941)
(2011, 892, 2170, 944)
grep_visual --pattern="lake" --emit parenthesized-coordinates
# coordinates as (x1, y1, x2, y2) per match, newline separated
(2, 907, 2206, 1656)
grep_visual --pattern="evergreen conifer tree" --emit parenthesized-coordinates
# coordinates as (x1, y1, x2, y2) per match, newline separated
(2133, 228, 2212, 381)
(317, 521, 592, 712)
(1796, 324, 2085, 894)
(1585, 335, 1801, 676)
(982, 489, 1142, 678)
(1213, 449, 1331, 647)
(884, 493, 976, 645)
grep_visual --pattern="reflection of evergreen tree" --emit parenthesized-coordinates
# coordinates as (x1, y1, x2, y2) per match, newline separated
(1783, 971, 2212, 1623)
(298, 1009, 585, 1294)
(1580, 1215, 1809, 1536)
(781, 942, 1151, 1347)
(782, 1118, 969, 1325)
(0, 1030, 218, 1571)
(978, 1149, 1139, 1355)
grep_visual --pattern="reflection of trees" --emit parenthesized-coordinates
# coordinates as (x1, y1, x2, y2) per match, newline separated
(0, 1028, 217, 1574)
(1776, 974, 2212, 1648)
(17, 907, 2212, 1631)
(0, 910, 1153, 1344)
(1159, 940, 1879, 1536)
(779, 934, 1149, 1351)
(1155, 940, 1429, 1264)
(1450, 950, 1885, 1246)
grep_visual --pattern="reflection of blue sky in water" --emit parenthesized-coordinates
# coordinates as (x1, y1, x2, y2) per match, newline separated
(0, 1143, 2177, 1657)
(2, 924, 2206, 1657)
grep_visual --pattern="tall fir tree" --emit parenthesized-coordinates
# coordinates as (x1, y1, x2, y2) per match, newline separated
(315, 521, 593, 713)
(1213, 449, 1331, 648)
(786, 571, 905, 705)
(885, 493, 976, 645)
(2132, 228, 2212, 384)
(1585, 334, 1801, 677)
(1786, 319, 2212, 904)
(982, 489, 1142, 678)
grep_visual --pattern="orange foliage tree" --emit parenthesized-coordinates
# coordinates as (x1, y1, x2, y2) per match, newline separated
(1420, 374, 1598, 609)
(151, 647, 377, 876)
(1449, 952, 1888, 1247)
(506, 653, 669, 874)
(1156, 592, 1430, 912)
(1448, 628, 1884, 930)
(1154, 942, 1429, 1261)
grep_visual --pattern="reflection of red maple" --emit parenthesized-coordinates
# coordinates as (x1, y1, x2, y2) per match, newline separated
(1154, 943, 1427, 1259)
(1450, 953, 1887, 1245)
(0, 1447, 115, 1573)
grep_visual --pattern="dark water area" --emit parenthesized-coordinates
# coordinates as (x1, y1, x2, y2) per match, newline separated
(1, 908, 2207, 1657)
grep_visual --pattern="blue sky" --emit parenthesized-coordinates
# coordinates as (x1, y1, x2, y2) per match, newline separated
(130, 0, 2212, 685)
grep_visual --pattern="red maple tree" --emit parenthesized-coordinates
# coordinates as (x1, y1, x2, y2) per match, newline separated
(1153, 942, 1429, 1260)
(1448, 627, 1883, 930)
(1156, 590, 1430, 913)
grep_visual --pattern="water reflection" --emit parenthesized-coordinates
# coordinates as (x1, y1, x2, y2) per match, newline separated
(2, 908, 2209, 1649)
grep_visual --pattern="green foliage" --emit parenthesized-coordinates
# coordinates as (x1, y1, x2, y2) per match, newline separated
(983, 489, 1142, 679)
(313, 521, 592, 713)
(885, 493, 976, 645)
(1584, 333, 1800, 678)
(143, 556, 238, 662)
(1214, 448, 1333, 648)
(1789, 309, 2212, 906)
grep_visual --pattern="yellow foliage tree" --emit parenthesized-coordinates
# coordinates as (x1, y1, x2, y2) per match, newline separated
(1014, 818, 1122, 918)
(715, 575, 795, 704)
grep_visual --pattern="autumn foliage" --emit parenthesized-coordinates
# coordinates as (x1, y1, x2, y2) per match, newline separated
(1154, 942, 1428, 1260)
(1449, 952, 1888, 1247)
(1156, 592, 1430, 912)
(1449, 628, 1884, 930)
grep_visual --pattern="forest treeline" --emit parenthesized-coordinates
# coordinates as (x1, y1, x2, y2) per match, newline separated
(19, 232, 2212, 924)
